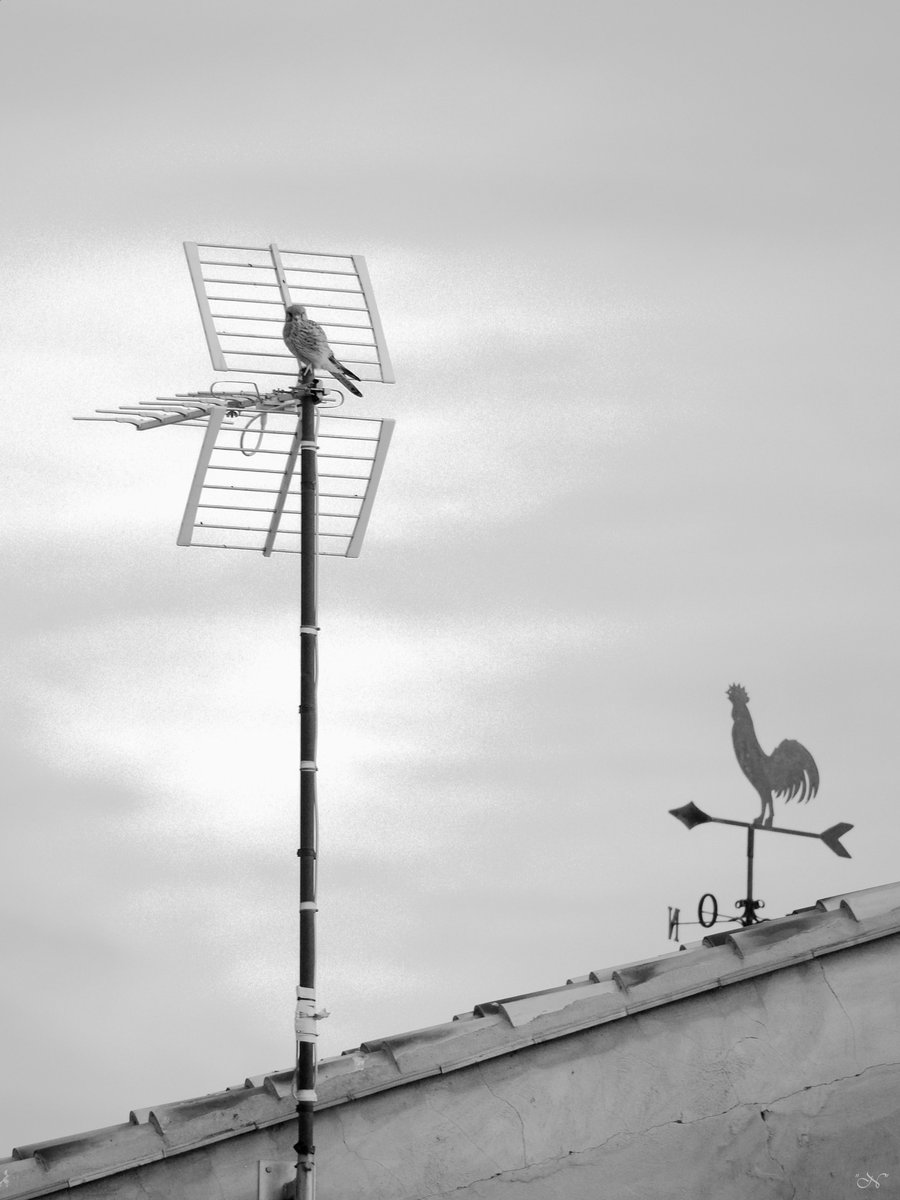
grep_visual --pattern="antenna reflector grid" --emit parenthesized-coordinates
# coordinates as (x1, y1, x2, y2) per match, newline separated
(183, 241, 395, 385)
(176, 409, 394, 558)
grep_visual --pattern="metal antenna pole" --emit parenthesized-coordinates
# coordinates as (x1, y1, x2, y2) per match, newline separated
(76, 241, 397, 1200)
(294, 371, 320, 1200)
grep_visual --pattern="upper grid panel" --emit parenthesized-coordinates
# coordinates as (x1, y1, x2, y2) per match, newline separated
(184, 242, 394, 384)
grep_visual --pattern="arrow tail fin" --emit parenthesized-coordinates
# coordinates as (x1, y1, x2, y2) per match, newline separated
(821, 821, 853, 859)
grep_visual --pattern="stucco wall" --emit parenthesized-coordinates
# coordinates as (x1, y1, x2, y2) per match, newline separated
(54, 934, 900, 1200)
(315, 939, 900, 1199)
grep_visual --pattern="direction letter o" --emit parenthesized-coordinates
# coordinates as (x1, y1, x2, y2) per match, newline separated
(698, 893, 718, 928)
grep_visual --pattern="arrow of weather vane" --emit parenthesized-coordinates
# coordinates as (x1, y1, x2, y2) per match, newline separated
(669, 801, 854, 859)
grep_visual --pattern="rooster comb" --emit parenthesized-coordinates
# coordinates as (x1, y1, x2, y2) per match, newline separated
(726, 683, 749, 703)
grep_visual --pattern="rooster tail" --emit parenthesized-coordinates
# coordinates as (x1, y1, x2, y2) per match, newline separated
(768, 738, 820, 803)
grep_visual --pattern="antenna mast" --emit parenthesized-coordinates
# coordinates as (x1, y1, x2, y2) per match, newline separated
(77, 241, 396, 1200)
(296, 370, 319, 1199)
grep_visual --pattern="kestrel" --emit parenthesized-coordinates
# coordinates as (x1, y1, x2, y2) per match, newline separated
(282, 303, 363, 398)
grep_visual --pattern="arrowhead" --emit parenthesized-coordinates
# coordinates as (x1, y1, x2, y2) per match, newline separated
(669, 802, 712, 830)
(821, 821, 853, 859)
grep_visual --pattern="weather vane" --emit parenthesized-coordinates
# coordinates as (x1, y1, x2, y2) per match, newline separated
(667, 684, 853, 941)
(76, 242, 396, 1200)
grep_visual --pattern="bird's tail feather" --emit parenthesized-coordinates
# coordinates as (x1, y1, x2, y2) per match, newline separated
(333, 371, 362, 399)
(329, 356, 361, 383)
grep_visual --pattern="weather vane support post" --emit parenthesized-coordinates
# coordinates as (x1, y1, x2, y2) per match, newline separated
(742, 825, 759, 927)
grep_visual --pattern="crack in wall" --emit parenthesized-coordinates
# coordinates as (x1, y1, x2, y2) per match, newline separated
(666, 1059, 900, 1126)
(421, 1092, 506, 1174)
(717, 1053, 740, 1101)
(475, 1066, 527, 1168)
(763, 1065, 900, 1108)
(817, 959, 860, 1060)
(416, 1061, 900, 1198)
(759, 1110, 796, 1200)
(333, 1107, 407, 1191)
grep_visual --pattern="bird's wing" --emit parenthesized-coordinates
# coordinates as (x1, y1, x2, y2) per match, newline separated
(282, 316, 299, 353)
(767, 739, 820, 802)
(283, 319, 311, 364)
(305, 319, 331, 357)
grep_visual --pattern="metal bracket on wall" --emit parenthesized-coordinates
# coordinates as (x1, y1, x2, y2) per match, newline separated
(257, 1161, 295, 1200)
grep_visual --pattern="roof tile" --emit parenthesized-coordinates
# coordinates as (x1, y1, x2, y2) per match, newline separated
(359, 1012, 511, 1076)
(569, 944, 699, 986)
(828, 880, 900, 921)
(0, 1155, 58, 1200)
(146, 1084, 290, 1150)
(497, 979, 620, 1028)
(13, 1122, 162, 1176)
(614, 944, 735, 1008)
(261, 1069, 295, 1100)
(318, 1048, 400, 1104)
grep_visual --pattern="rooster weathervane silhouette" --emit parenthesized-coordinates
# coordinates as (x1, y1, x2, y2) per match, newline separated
(667, 683, 851, 937)
(727, 683, 819, 827)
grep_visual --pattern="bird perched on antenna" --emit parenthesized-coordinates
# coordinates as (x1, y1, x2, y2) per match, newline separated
(282, 304, 363, 398)
(727, 684, 819, 827)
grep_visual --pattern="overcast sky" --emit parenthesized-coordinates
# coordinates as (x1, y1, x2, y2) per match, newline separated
(2, 0, 899, 1151)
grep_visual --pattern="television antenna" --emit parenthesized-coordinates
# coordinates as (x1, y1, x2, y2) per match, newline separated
(76, 241, 396, 1200)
